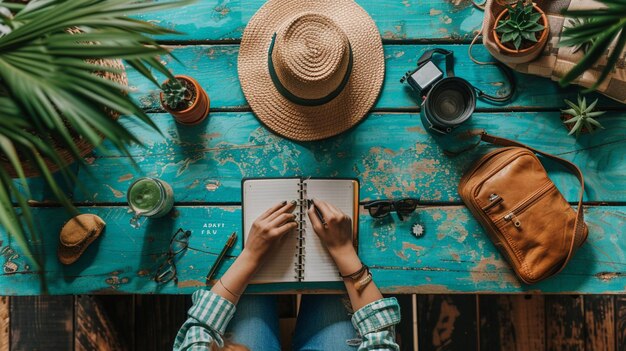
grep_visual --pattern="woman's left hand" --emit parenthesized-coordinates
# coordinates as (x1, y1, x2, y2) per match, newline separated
(243, 201, 298, 267)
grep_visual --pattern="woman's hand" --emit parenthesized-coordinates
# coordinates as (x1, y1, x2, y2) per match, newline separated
(307, 199, 361, 275)
(307, 199, 383, 311)
(244, 201, 298, 267)
(213, 201, 297, 303)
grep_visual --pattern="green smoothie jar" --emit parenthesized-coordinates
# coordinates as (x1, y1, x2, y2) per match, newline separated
(127, 177, 174, 219)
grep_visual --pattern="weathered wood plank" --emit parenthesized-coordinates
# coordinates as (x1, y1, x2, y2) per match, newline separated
(617, 296, 626, 351)
(0, 296, 8, 351)
(134, 0, 483, 42)
(71, 112, 626, 204)
(0, 206, 623, 295)
(546, 295, 585, 351)
(95, 295, 136, 350)
(75, 295, 129, 351)
(10, 296, 74, 350)
(135, 295, 190, 351)
(478, 295, 545, 351)
(418, 294, 478, 351)
(584, 295, 615, 351)
(128, 44, 619, 111)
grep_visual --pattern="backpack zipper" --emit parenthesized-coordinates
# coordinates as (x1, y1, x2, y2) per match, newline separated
(497, 182, 556, 229)
(481, 193, 503, 213)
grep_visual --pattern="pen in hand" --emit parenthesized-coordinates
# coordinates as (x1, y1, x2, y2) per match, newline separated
(309, 199, 326, 226)
(206, 232, 237, 284)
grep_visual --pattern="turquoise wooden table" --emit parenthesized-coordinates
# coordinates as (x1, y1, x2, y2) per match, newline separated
(1, 0, 625, 295)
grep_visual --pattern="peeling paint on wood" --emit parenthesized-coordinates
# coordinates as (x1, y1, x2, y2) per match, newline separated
(135, 0, 481, 41)
(0, 206, 623, 295)
(63, 112, 626, 204)
(5, 0, 626, 300)
(126, 44, 620, 111)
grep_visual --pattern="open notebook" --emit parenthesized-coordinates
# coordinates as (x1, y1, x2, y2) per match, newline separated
(242, 178, 359, 283)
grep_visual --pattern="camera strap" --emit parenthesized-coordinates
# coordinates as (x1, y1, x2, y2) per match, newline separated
(416, 48, 515, 103)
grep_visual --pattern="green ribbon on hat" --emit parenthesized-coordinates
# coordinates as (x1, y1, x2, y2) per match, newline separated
(267, 33, 354, 107)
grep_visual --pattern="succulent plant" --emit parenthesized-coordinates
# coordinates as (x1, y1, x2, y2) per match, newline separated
(561, 95, 605, 138)
(496, 0, 545, 50)
(162, 78, 188, 110)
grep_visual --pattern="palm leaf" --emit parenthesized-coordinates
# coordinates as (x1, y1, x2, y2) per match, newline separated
(0, 0, 191, 276)
(559, 23, 621, 86)
(560, 0, 626, 87)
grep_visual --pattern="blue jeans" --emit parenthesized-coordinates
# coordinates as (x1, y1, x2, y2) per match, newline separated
(226, 295, 361, 350)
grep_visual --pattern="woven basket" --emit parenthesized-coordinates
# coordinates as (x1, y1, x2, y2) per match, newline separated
(1, 35, 127, 178)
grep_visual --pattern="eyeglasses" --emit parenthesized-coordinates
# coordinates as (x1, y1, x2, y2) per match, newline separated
(154, 228, 191, 285)
(364, 198, 420, 220)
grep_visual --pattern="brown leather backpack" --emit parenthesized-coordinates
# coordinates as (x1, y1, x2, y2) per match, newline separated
(459, 133, 588, 284)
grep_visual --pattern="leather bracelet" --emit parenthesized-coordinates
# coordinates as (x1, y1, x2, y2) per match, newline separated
(219, 278, 241, 298)
(340, 264, 368, 280)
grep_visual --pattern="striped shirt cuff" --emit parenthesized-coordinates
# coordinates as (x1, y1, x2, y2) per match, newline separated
(187, 290, 236, 335)
(352, 297, 401, 335)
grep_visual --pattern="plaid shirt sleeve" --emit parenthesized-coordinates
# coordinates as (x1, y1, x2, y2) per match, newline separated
(352, 297, 401, 351)
(173, 289, 236, 351)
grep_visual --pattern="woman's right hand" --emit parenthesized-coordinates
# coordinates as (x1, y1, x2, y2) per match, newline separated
(307, 199, 361, 275)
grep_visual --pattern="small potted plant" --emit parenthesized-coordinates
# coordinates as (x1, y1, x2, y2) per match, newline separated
(160, 75, 210, 125)
(561, 95, 605, 138)
(493, 0, 549, 63)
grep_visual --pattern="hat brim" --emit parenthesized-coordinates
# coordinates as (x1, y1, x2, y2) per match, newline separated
(238, 0, 385, 141)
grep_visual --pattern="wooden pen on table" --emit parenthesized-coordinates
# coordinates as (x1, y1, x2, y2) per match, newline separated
(206, 232, 237, 284)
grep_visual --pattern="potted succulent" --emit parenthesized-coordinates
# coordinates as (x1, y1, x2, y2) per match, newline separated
(160, 75, 210, 125)
(493, 0, 549, 62)
(561, 95, 605, 138)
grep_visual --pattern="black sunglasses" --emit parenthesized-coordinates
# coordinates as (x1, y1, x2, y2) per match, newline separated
(364, 198, 420, 220)
(154, 228, 191, 285)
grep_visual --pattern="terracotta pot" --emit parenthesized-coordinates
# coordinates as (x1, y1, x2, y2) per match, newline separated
(160, 75, 210, 125)
(492, 3, 549, 63)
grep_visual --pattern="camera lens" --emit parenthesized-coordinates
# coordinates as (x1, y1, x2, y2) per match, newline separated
(422, 77, 475, 132)
(433, 89, 466, 121)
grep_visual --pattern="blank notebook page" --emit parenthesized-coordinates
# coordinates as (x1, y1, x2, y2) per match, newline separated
(303, 179, 356, 282)
(243, 178, 300, 283)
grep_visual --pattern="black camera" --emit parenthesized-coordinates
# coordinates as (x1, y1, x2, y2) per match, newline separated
(401, 49, 514, 134)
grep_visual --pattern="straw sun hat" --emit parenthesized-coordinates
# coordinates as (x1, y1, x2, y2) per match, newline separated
(238, 0, 385, 141)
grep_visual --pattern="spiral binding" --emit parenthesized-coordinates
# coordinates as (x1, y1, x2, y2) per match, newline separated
(294, 181, 307, 281)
